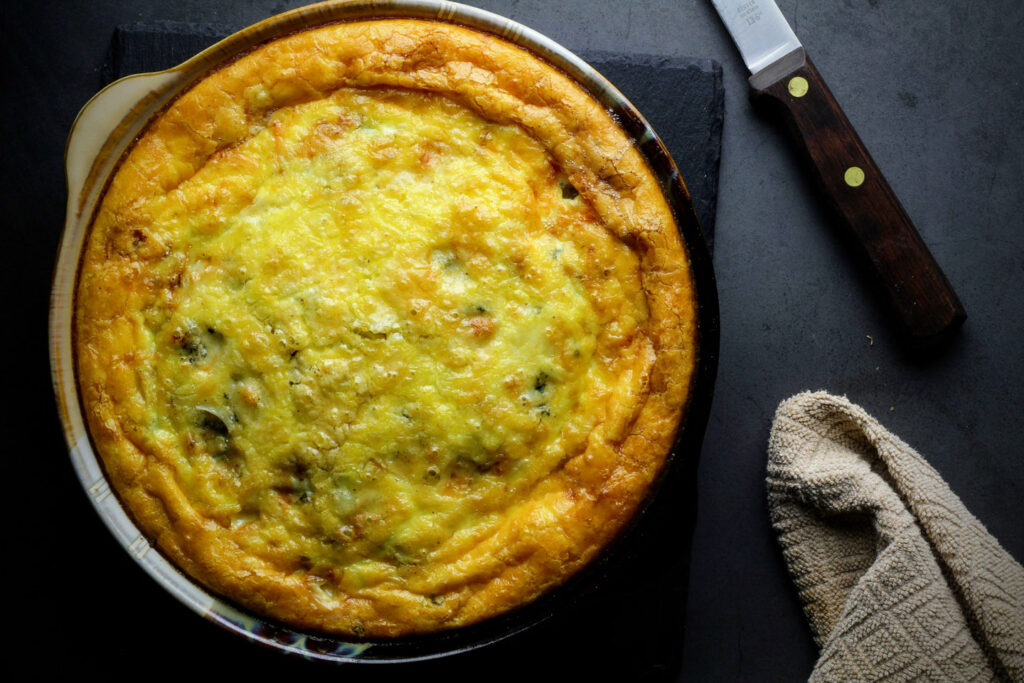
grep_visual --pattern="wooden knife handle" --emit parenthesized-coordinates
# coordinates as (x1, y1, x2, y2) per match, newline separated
(750, 48, 965, 341)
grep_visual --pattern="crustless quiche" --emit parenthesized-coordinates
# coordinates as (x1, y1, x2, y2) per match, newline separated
(75, 19, 698, 637)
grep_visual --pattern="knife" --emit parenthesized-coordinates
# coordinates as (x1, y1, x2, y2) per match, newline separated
(711, 0, 966, 341)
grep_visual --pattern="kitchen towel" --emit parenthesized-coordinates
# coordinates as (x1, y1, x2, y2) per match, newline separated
(768, 391, 1024, 681)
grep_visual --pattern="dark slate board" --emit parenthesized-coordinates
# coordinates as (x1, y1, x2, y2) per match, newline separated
(103, 22, 723, 244)
(95, 23, 724, 681)
(582, 50, 723, 248)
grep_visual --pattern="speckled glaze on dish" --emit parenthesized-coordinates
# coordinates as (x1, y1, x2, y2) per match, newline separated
(50, 0, 718, 663)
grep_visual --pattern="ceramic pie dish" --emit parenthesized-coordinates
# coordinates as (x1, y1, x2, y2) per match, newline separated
(50, 0, 718, 663)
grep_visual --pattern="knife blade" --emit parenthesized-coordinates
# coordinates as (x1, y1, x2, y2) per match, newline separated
(712, 0, 965, 342)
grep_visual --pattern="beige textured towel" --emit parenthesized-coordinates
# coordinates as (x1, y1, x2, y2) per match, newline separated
(768, 392, 1024, 681)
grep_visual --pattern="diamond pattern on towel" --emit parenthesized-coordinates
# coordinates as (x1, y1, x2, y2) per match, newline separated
(768, 392, 1024, 681)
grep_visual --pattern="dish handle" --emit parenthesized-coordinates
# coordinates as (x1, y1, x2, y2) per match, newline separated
(65, 70, 181, 217)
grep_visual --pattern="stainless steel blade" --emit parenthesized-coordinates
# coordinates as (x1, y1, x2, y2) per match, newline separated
(711, 0, 802, 74)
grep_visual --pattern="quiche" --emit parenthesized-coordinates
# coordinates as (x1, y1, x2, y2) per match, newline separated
(75, 19, 698, 638)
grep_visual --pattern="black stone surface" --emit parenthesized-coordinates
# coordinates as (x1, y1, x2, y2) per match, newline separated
(5, 2, 1023, 682)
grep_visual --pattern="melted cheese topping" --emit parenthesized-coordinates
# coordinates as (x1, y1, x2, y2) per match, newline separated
(124, 88, 646, 594)
(76, 20, 697, 637)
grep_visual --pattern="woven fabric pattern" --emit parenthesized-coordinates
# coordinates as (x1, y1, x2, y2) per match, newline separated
(768, 392, 1024, 681)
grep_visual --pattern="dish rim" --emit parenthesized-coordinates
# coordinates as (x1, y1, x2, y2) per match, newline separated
(49, 0, 720, 664)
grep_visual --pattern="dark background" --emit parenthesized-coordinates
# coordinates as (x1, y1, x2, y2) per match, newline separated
(4, 1, 1022, 680)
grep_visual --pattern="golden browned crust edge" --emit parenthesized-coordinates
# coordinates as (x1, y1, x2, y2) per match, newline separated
(75, 19, 698, 637)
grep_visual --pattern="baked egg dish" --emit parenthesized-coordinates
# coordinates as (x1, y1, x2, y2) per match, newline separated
(75, 19, 698, 637)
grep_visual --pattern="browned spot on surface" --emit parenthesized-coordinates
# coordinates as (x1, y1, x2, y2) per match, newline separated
(462, 314, 496, 339)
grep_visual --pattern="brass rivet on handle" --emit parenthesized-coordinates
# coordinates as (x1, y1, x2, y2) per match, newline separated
(844, 166, 866, 187)
(788, 76, 809, 97)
